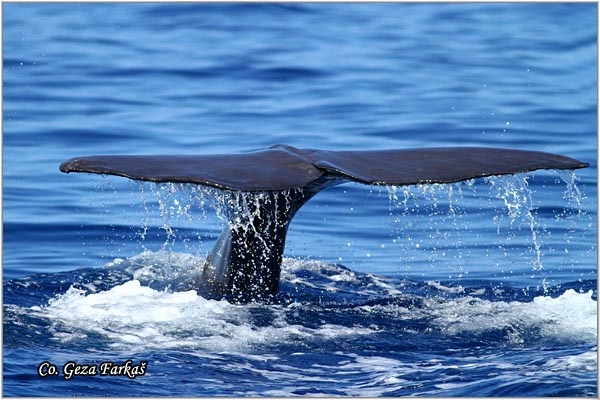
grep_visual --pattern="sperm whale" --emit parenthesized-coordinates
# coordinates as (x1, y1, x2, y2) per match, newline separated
(60, 144, 588, 302)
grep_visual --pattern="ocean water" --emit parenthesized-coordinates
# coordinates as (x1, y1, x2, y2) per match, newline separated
(3, 3, 598, 397)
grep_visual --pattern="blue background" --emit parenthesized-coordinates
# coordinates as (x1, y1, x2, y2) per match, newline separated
(3, 3, 597, 396)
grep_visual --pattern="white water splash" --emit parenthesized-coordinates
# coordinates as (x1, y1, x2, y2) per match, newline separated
(27, 251, 596, 352)
(31, 254, 387, 351)
(486, 174, 543, 272)
(90, 170, 590, 294)
(384, 173, 590, 291)
(423, 288, 597, 343)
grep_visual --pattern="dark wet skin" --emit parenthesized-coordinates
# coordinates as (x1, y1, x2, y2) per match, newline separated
(60, 145, 588, 302)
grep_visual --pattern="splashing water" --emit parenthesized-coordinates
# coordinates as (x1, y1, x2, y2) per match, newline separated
(17, 250, 594, 356)
(384, 172, 590, 291)
(5, 171, 594, 397)
(87, 170, 590, 295)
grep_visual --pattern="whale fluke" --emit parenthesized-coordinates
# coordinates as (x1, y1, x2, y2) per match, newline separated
(60, 144, 588, 190)
(60, 145, 588, 302)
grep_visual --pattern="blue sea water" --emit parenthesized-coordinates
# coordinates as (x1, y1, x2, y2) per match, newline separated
(2, 2, 598, 397)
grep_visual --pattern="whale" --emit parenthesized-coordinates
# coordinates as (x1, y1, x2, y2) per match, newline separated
(60, 144, 588, 302)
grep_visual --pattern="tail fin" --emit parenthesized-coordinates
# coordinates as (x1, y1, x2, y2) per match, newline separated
(60, 145, 588, 302)
(60, 145, 588, 190)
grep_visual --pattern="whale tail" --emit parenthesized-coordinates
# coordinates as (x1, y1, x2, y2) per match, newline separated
(60, 145, 588, 302)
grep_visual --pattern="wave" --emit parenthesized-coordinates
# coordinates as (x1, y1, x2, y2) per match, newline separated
(5, 250, 596, 355)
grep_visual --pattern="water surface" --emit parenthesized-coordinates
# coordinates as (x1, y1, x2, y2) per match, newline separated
(3, 3, 597, 397)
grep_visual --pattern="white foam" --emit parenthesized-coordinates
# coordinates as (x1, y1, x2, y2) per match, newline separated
(31, 277, 375, 351)
(424, 288, 597, 343)
(107, 250, 205, 286)
(27, 251, 597, 352)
